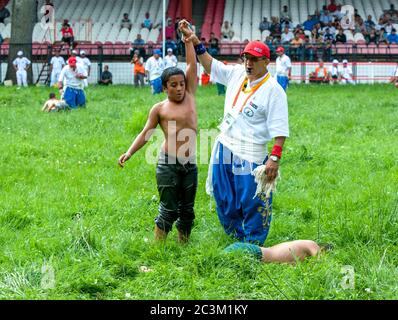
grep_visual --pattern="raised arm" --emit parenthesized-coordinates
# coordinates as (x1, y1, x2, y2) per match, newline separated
(180, 21, 197, 94)
(179, 20, 214, 75)
(118, 104, 160, 167)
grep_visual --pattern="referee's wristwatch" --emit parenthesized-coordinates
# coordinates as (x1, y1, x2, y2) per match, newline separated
(270, 155, 280, 163)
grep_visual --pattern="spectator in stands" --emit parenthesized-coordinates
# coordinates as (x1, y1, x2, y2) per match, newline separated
(0, 5, 10, 24)
(334, 28, 347, 44)
(208, 32, 219, 56)
(58, 57, 87, 109)
(290, 33, 304, 60)
(145, 49, 164, 94)
(50, 50, 65, 87)
(275, 46, 292, 91)
(264, 36, 275, 56)
(259, 17, 271, 32)
(311, 27, 320, 41)
(281, 27, 294, 44)
(280, 5, 291, 23)
(13, 51, 31, 87)
(314, 36, 326, 61)
(328, 59, 340, 83)
(309, 59, 329, 83)
(354, 19, 366, 35)
(269, 16, 282, 38)
(378, 28, 389, 44)
(131, 51, 145, 88)
(375, 17, 385, 31)
(323, 28, 335, 42)
(280, 18, 293, 31)
(364, 15, 376, 33)
(322, 21, 336, 35)
(385, 21, 394, 34)
(132, 34, 146, 59)
(331, 5, 344, 20)
(303, 15, 317, 31)
(79, 50, 91, 87)
(141, 12, 153, 30)
(340, 59, 354, 84)
(326, 0, 338, 13)
(165, 19, 175, 40)
(385, 4, 398, 16)
(121, 13, 132, 31)
(295, 27, 306, 41)
(221, 21, 234, 40)
(303, 35, 315, 61)
(164, 48, 178, 69)
(98, 65, 113, 85)
(388, 29, 398, 44)
(366, 29, 378, 45)
(61, 21, 74, 49)
(165, 37, 177, 54)
(320, 9, 332, 27)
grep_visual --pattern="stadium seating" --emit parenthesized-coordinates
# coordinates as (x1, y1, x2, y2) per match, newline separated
(1, 0, 397, 59)
(219, 0, 396, 42)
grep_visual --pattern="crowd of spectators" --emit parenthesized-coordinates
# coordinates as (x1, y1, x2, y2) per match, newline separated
(254, 1, 398, 61)
(190, 1, 398, 62)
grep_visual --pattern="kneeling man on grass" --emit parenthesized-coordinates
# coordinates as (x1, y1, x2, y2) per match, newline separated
(58, 57, 87, 109)
(118, 21, 198, 243)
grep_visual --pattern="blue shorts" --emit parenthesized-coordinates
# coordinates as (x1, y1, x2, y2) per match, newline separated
(277, 75, 289, 91)
(150, 77, 163, 94)
(64, 87, 86, 109)
(212, 142, 272, 245)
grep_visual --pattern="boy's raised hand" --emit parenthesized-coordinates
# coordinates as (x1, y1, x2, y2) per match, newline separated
(178, 19, 197, 43)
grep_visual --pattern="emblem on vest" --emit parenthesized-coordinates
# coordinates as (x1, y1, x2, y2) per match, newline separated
(243, 107, 254, 117)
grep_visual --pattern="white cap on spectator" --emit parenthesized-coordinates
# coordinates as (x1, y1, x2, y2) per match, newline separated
(72, 49, 78, 55)
(342, 59, 348, 63)
(332, 59, 339, 64)
(80, 50, 86, 55)
(17, 51, 23, 56)
(167, 48, 173, 53)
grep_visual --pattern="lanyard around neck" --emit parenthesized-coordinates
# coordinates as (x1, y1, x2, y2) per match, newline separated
(232, 73, 270, 112)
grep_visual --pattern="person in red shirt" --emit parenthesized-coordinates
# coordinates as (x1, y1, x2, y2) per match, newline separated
(327, 0, 338, 13)
(61, 20, 74, 49)
(165, 18, 175, 40)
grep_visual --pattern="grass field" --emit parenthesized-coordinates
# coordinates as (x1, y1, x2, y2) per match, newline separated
(0, 84, 397, 300)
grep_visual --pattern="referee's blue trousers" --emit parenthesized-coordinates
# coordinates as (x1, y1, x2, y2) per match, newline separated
(277, 75, 289, 91)
(212, 142, 272, 245)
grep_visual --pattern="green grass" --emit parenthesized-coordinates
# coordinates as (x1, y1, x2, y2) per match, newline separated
(0, 84, 397, 300)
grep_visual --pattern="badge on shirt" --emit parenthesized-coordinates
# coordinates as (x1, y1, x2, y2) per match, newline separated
(218, 107, 240, 133)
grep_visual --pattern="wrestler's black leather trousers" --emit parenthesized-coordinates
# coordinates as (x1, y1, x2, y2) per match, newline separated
(155, 154, 198, 235)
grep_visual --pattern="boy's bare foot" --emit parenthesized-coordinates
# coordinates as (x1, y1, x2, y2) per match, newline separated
(154, 225, 168, 241)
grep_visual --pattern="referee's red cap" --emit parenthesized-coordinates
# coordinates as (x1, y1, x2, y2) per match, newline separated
(276, 46, 285, 53)
(68, 57, 77, 66)
(241, 41, 270, 58)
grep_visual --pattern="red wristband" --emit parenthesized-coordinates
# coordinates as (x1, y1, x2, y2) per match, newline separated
(271, 145, 283, 158)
